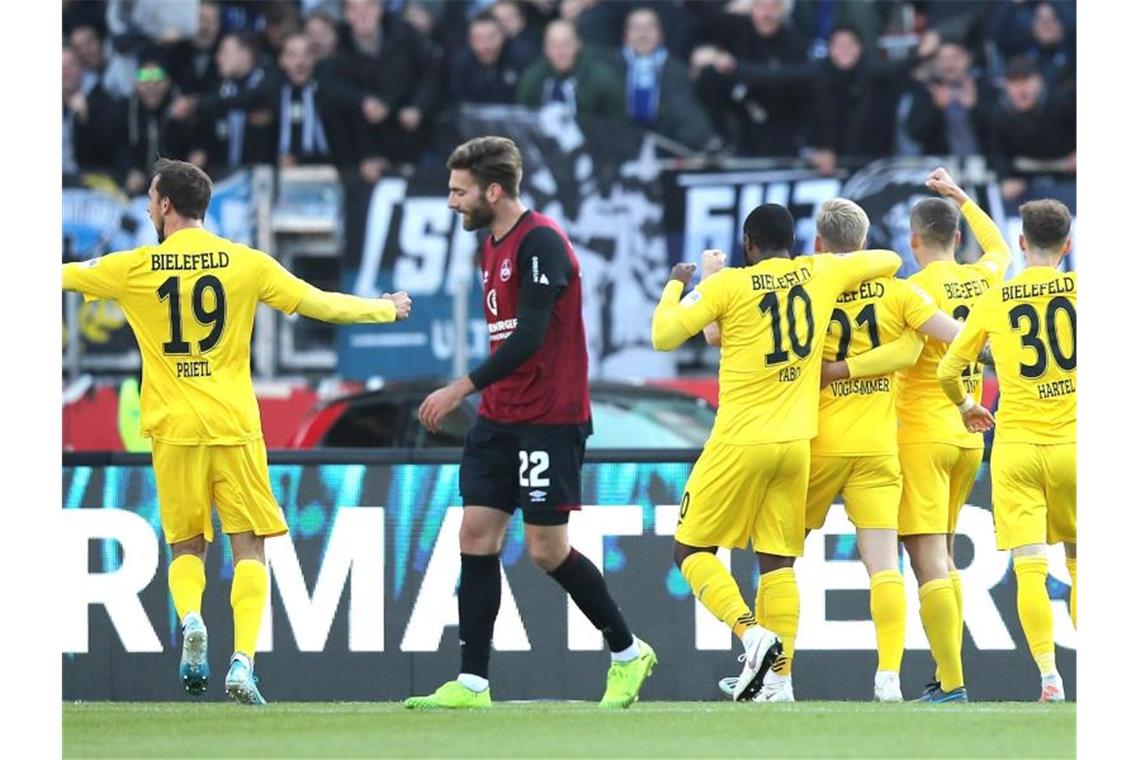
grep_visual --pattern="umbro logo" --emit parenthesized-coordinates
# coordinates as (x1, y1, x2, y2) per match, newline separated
(529, 489, 547, 503)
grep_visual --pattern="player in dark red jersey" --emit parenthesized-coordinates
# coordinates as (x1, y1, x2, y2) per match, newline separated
(405, 136, 656, 710)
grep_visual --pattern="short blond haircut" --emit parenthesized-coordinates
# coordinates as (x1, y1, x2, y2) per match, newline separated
(816, 198, 869, 252)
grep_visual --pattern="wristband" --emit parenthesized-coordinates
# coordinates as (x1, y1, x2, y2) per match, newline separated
(957, 396, 976, 413)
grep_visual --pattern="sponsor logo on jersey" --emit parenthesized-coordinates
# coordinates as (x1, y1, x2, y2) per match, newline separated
(487, 288, 498, 317)
(531, 256, 549, 284)
(500, 259, 512, 282)
(681, 290, 702, 307)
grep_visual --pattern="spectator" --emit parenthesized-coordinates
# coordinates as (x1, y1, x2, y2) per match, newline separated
(807, 25, 938, 174)
(166, 0, 223, 95)
(987, 0, 1075, 88)
(790, 0, 887, 61)
(516, 19, 625, 121)
(321, 0, 443, 179)
(174, 32, 277, 170)
(987, 56, 1075, 200)
(123, 57, 193, 194)
(448, 11, 527, 105)
(70, 23, 112, 95)
(304, 10, 340, 63)
(262, 1, 302, 59)
(902, 39, 993, 157)
(63, 47, 126, 176)
(604, 7, 718, 151)
(275, 32, 356, 169)
(690, 0, 809, 157)
(490, 0, 542, 66)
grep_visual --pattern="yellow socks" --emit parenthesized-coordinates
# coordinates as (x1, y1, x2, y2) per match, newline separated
(1014, 556, 1056, 676)
(168, 554, 206, 621)
(231, 559, 269, 659)
(680, 553, 755, 639)
(919, 578, 964, 691)
(948, 568, 964, 648)
(1065, 557, 1076, 627)
(759, 568, 799, 675)
(870, 570, 906, 673)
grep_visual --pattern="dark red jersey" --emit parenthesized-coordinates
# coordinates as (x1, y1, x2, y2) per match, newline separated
(475, 210, 590, 426)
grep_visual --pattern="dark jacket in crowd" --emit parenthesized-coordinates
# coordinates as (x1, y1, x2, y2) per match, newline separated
(319, 14, 442, 165)
(192, 66, 278, 169)
(810, 53, 919, 159)
(164, 39, 222, 96)
(987, 83, 1076, 179)
(516, 49, 625, 121)
(124, 88, 193, 176)
(602, 48, 717, 151)
(692, 12, 810, 156)
(448, 40, 529, 106)
(903, 76, 995, 156)
(272, 72, 357, 168)
(65, 84, 128, 174)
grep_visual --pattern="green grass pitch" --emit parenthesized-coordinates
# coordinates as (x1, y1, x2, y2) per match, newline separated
(64, 701, 1074, 758)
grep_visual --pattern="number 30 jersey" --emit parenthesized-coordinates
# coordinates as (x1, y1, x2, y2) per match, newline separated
(814, 278, 939, 457)
(940, 268, 1076, 445)
(652, 250, 901, 445)
(62, 227, 311, 445)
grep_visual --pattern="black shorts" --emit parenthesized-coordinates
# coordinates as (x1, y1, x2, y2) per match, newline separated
(459, 416, 589, 525)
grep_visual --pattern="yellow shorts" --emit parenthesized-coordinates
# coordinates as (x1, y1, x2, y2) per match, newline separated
(991, 442, 1076, 550)
(152, 438, 288, 545)
(898, 443, 983, 537)
(676, 438, 809, 556)
(805, 454, 902, 531)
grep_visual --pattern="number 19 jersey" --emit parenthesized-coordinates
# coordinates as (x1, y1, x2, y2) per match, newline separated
(671, 251, 901, 445)
(62, 227, 311, 445)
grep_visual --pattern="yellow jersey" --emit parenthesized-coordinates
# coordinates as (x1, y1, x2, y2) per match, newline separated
(63, 227, 314, 445)
(939, 267, 1075, 445)
(814, 277, 939, 456)
(652, 250, 901, 445)
(896, 201, 1011, 447)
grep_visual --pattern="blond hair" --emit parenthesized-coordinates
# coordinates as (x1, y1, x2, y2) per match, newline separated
(816, 198, 869, 252)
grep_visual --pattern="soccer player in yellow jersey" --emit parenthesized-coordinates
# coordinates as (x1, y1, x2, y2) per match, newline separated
(832, 167, 1010, 702)
(806, 199, 963, 701)
(937, 200, 1075, 703)
(62, 159, 412, 704)
(651, 204, 901, 701)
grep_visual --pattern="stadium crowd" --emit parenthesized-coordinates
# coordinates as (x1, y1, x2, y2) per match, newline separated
(63, 0, 1076, 199)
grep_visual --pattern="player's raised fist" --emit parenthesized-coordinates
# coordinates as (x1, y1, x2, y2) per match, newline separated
(384, 291, 413, 320)
(701, 249, 727, 278)
(925, 167, 966, 203)
(670, 262, 697, 285)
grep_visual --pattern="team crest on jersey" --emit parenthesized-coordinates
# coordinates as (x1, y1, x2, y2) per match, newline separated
(487, 288, 499, 317)
(500, 259, 512, 282)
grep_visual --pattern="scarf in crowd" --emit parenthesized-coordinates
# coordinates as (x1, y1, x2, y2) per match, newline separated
(278, 81, 330, 158)
(622, 45, 668, 125)
(219, 67, 265, 167)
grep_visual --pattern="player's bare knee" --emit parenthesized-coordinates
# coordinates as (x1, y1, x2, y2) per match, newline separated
(673, 541, 713, 570)
(903, 536, 948, 584)
(1064, 542, 1076, 559)
(229, 532, 265, 563)
(459, 513, 505, 555)
(525, 529, 569, 571)
(171, 535, 207, 560)
(756, 552, 794, 574)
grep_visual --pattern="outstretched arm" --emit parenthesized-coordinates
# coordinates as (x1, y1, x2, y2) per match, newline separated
(295, 288, 409, 323)
(926, 166, 1011, 281)
(824, 329, 925, 385)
